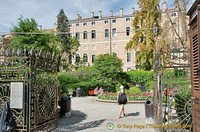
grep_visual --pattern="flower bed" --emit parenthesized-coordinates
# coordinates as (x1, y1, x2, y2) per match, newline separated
(98, 92, 152, 101)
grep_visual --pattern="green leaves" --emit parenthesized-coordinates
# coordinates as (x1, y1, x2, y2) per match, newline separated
(126, 0, 161, 70)
(56, 9, 70, 54)
(91, 54, 123, 91)
(10, 17, 58, 53)
(126, 70, 154, 86)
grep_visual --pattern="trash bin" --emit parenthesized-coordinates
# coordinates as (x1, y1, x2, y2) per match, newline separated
(76, 87, 81, 97)
(145, 98, 154, 119)
(60, 96, 71, 117)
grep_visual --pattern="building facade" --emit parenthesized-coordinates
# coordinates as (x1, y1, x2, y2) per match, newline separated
(68, 8, 136, 71)
(67, 3, 183, 71)
(1, 2, 184, 71)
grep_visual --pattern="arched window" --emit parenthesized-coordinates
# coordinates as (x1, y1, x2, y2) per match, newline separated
(83, 53, 88, 63)
(75, 54, 80, 63)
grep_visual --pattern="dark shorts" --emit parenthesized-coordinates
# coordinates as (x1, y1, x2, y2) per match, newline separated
(118, 102, 126, 105)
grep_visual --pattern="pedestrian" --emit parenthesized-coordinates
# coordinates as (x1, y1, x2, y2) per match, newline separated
(117, 85, 127, 119)
(98, 86, 104, 94)
(94, 86, 99, 95)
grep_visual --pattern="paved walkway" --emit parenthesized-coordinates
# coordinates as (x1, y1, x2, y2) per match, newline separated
(56, 96, 156, 132)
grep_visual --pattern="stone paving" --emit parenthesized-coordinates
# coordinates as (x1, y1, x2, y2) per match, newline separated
(56, 96, 156, 132)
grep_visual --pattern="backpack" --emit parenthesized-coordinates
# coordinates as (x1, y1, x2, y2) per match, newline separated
(118, 92, 127, 104)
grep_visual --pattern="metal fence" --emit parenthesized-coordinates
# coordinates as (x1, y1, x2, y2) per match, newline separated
(153, 43, 192, 132)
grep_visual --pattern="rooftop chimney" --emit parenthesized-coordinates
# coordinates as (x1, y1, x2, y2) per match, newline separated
(99, 11, 102, 19)
(91, 12, 94, 18)
(77, 14, 81, 19)
(162, 2, 168, 12)
(132, 8, 135, 14)
(120, 8, 123, 16)
(110, 10, 113, 16)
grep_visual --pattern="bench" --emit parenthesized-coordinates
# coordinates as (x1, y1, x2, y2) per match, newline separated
(88, 90, 95, 95)
(164, 89, 174, 96)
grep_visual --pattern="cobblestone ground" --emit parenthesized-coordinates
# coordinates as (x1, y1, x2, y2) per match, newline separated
(56, 96, 156, 132)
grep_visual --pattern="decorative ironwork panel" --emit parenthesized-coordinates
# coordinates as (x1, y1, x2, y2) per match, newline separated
(0, 47, 29, 130)
(30, 49, 58, 131)
(153, 42, 191, 132)
(0, 47, 58, 132)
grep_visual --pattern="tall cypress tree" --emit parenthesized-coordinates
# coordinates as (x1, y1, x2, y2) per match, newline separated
(56, 9, 70, 71)
(126, 0, 161, 70)
(56, 9, 80, 71)
(56, 9, 70, 54)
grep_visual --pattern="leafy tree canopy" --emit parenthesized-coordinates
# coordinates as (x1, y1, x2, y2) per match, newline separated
(126, 0, 161, 70)
(10, 17, 57, 52)
(91, 54, 124, 91)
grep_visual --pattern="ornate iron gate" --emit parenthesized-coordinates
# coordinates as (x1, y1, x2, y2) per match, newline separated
(153, 41, 192, 132)
(0, 47, 58, 131)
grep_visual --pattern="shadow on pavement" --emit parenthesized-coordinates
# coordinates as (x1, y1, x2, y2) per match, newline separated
(56, 119, 106, 132)
(57, 110, 87, 126)
(127, 112, 140, 116)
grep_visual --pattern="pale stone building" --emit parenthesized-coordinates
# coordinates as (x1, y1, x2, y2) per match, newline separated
(68, 8, 137, 71)
(67, 2, 183, 71)
(1, 2, 185, 71)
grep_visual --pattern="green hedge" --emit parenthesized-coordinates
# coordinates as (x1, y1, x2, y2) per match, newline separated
(58, 74, 79, 90)
(126, 70, 153, 86)
(58, 74, 98, 96)
(67, 81, 98, 96)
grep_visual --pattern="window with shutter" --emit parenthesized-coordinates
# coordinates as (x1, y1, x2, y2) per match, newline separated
(192, 34, 199, 93)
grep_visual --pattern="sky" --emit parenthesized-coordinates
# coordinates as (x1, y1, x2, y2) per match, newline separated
(0, 0, 175, 33)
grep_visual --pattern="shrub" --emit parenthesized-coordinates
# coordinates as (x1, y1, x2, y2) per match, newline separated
(165, 69, 188, 79)
(145, 81, 154, 91)
(91, 54, 123, 92)
(115, 83, 121, 92)
(58, 74, 79, 91)
(126, 70, 153, 86)
(129, 87, 142, 95)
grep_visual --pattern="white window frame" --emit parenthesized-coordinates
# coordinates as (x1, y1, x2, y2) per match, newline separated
(105, 29, 109, 38)
(83, 22, 87, 26)
(112, 19, 116, 23)
(112, 28, 117, 37)
(91, 30, 96, 39)
(91, 21, 96, 25)
(104, 20, 108, 24)
(126, 18, 130, 22)
(83, 31, 88, 40)
(126, 27, 130, 36)
(127, 52, 131, 62)
(76, 23, 79, 27)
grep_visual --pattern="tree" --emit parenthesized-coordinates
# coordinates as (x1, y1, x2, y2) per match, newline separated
(126, 0, 161, 70)
(91, 54, 123, 91)
(10, 17, 57, 52)
(56, 9, 80, 71)
(56, 9, 70, 54)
